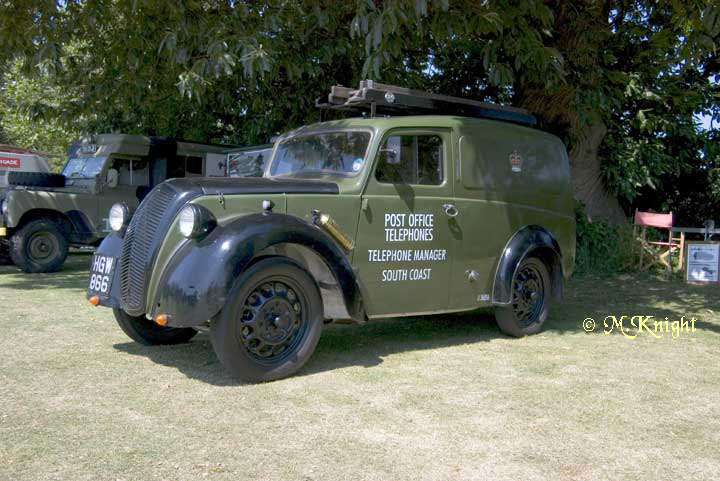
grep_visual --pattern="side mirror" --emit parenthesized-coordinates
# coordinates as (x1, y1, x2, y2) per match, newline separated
(380, 136, 402, 165)
(379, 148, 398, 164)
(106, 168, 119, 188)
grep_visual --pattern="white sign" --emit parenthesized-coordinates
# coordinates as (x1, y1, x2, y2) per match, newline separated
(686, 243, 720, 283)
(368, 212, 446, 283)
(77, 144, 99, 154)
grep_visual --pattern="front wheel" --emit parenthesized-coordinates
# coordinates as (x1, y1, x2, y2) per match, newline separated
(9, 218, 68, 273)
(494, 257, 551, 337)
(210, 257, 323, 382)
(113, 308, 198, 345)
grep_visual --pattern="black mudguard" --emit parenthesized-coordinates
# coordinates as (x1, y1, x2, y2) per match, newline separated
(492, 225, 564, 305)
(153, 213, 363, 327)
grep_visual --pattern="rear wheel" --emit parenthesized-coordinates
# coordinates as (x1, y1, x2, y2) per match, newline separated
(113, 308, 198, 345)
(494, 257, 551, 337)
(210, 257, 323, 382)
(9, 218, 68, 273)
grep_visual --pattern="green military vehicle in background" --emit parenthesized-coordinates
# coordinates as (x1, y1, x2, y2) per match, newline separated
(0, 146, 57, 264)
(86, 81, 576, 382)
(0, 135, 233, 272)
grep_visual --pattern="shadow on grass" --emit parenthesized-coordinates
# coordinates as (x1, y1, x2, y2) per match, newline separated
(0, 251, 93, 290)
(113, 311, 504, 386)
(112, 273, 720, 384)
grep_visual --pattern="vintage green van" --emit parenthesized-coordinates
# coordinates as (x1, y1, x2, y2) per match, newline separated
(87, 82, 575, 382)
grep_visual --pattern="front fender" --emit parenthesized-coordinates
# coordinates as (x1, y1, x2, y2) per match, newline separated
(153, 213, 363, 327)
(3, 189, 51, 227)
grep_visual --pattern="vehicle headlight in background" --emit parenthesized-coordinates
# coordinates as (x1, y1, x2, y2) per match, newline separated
(1, 199, 7, 218)
(178, 204, 216, 239)
(109, 203, 130, 233)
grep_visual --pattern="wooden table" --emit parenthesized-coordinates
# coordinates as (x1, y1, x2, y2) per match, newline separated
(671, 226, 720, 237)
(669, 227, 720, 271)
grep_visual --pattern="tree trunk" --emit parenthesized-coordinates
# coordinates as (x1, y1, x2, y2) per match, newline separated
(520, 1, 627, 224)
(569, 118, 627, 224)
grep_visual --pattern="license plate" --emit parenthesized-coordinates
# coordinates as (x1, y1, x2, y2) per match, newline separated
(88, 255, 116, 295)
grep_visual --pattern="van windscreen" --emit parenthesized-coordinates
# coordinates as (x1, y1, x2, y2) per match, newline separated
(62, 157, 107, 178)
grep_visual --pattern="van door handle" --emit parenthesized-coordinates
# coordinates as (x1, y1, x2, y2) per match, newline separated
(443, 203, 459, 217)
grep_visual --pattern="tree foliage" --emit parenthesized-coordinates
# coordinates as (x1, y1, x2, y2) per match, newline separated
(0, 58, 81, 166)
(0, 0, 718, 223)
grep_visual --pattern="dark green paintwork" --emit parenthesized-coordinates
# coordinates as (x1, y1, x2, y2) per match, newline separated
(145, 115, 575, 320)
(0, 134, 229, 245)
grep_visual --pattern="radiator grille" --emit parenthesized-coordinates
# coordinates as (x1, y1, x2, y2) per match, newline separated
(119, 185, 176, 313)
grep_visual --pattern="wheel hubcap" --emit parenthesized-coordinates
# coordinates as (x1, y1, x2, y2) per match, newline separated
(236, 280, 306, 362)
(511, 265, 545, 327)
(27, 232, 58, 262)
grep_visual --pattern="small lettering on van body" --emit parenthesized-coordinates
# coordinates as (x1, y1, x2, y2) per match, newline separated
(509, 150, 522, 172)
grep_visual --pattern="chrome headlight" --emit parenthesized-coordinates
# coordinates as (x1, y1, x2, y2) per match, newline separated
(178, 204, 216, 239)
(1, 199, 7, 218)
(108, 203, 130, 233)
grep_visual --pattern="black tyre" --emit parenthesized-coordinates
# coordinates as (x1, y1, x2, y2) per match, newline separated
(494, 257, 551, 337)
(0, 239, 11, 265)
(210, 257, 323, 382)
(8, 171, 65, 188)
(9, 218, 69, 273)
(113, 308, 198, 345)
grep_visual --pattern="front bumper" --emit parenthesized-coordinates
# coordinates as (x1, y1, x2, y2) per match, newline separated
(86, 227, 218, 328)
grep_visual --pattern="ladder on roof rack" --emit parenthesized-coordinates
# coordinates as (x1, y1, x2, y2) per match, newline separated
(316, 80, 537, 126)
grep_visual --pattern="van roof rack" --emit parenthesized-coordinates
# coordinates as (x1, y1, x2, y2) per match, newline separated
(316, 80, 536, 126)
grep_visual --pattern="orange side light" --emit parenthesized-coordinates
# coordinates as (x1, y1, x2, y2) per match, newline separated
(88, 295, 100, 306)
(155, 314, 170, 326)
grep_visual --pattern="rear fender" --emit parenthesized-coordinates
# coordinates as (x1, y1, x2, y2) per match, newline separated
(153, 213, 364, 327)
(492, 225, 564, 305)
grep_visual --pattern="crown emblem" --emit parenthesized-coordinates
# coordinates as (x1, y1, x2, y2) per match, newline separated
(509, 150, 522, 172)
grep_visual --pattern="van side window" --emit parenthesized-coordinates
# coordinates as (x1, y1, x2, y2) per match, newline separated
(376, 134, 443, 185)
(111, 158, 149, 186)
(185, 156, 203, 176)
(170, 155, 204, 178)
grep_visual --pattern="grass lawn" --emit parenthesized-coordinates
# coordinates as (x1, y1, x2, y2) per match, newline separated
(1, 253, 719, 481)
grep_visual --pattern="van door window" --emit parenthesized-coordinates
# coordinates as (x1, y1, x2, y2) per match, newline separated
(376, 134, 443, 185)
